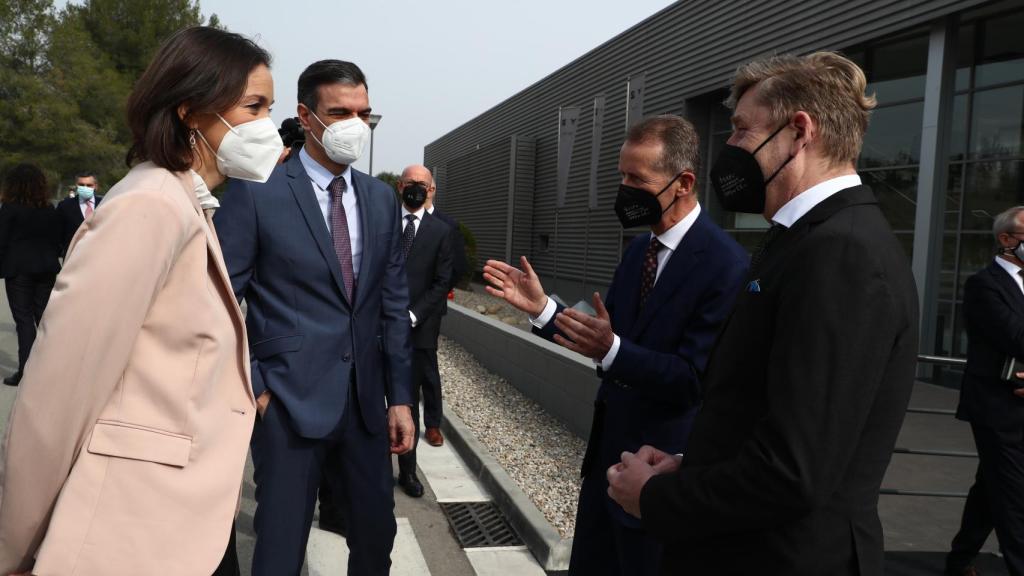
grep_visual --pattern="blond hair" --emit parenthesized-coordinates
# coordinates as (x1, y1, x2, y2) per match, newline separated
(727, 51, 877, 166)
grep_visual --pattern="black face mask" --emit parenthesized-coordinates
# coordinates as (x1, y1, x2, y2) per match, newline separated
(402, 183, 428, 210)
(614, 173, 681, 229)
(710, 122, 795, 214)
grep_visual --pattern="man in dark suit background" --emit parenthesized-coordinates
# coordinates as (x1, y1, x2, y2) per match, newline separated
(392, 163, 453, 497)
(214, 59, 415, 576)
(416, 171, 466, 448)
(484, 115, 749, 576)
(946, 206, 1024, 576)
(609, 52, 919, 575)
(56, 171, 102, 255)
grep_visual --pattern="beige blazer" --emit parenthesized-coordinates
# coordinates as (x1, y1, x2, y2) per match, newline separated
(0, 162, 255, 575)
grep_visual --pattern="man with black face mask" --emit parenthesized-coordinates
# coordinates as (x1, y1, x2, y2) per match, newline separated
(393, 164, 453, 498)
(484, 115, 748, 576)
(609, 52, 919, 576)
(946, 206, 1024, 576)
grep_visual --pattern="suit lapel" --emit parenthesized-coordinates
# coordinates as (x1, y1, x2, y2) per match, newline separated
(352, 170, 374, 309)
(988, 261, 1024, 309)
(172, 170, 251, 399)
(629, 213, 710, 339)
(286, 156, 352, 308)
(410, 212, 437, 257)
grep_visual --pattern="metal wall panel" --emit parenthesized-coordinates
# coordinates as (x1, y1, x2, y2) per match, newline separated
(425, 0, 990, 300)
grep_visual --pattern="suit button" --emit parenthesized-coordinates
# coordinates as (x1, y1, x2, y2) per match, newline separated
(343, 353, 352, 362)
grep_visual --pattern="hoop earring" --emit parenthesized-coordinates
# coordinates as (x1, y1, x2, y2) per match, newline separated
(189, 129, 197, 149)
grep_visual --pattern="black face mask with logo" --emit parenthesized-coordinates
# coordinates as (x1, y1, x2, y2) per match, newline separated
(709, 122, 795, 214)
(614, 173, 682, 228)
(402, 183, 428, 210)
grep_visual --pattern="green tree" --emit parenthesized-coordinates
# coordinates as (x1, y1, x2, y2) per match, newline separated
(0, 0, 219, 194)
(375, 171, 401, 191)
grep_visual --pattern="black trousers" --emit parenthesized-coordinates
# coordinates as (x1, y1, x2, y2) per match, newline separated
(398, 348, 442, 475)
(960, 424, 1024, 576)
(212, 523, 240, 576)
(5, 274, 56, 372)
(947, 465, 993, 573)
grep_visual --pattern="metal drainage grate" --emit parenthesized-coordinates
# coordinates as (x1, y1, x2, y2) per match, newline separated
(439, 501, 523, 548)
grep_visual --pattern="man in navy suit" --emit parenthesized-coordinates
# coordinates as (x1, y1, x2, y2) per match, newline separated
(214, 60, 415, 576)
(484, 115, 748, 576)
(56, 171, 102, 255)
(947, 206, 1024, 576)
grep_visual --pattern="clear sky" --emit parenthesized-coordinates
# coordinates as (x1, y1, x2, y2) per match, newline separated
(196, 0, 676, 176)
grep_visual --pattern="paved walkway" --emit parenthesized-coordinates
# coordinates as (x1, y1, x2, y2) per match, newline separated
(0, 282, 547, 576)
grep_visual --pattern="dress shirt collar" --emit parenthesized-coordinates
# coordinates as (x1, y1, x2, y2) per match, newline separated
(426, 205, 435, 215)
(653, 203, 701, 251)
(772, 174, 862, 228)
(995, 255, 1023, 281)
(299, 146, 351, 193)
(402, 206, 426, 221)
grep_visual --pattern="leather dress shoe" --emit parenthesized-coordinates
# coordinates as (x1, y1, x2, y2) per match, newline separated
(398, 471, 425, 498)
(3, 371, 22, 386)
(425, 427, 444, 447)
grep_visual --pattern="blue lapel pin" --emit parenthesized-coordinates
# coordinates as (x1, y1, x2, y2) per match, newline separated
(747, 279, 761, 293)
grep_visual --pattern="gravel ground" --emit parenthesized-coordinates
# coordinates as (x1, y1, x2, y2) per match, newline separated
(438, 335, 585, 539)
(450, 284, 534, 333)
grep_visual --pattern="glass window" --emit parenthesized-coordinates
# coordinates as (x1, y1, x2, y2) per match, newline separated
(955, 23, 975, 92)
(867, 34, 929, 103)
(976, 11, 1024, 88)
(969, 85, 1024, 159)
(956, 231, 998, 295)
(961, 160, 1024, 232)
(949, 94, 969, 161)
(860, 102, 924, 168)
(945, 163, 965, 232)
(859, 169, 918, 233)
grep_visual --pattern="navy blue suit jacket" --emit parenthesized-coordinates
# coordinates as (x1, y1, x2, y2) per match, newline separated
(214, 153, 413, 439)
(535, 209, 748, 525)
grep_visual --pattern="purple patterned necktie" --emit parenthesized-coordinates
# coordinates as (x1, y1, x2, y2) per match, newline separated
(640, 236, 662, 307)
(328, 176, 355, 302)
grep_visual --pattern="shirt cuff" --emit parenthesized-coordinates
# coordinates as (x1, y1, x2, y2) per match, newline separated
(597, 334, 621, 371)
(409, 310, 418, 327)
(528, 297, 556, 329)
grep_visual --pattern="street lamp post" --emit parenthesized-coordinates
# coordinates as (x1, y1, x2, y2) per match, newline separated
(368, 114, 382, 177)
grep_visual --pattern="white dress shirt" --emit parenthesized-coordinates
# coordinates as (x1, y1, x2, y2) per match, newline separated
(402, 206, 427, 327)
(530, 204, 704, 370)
(771, 174, 862, 228)
(299, 147, 362, 279)
(401, 206, 426, 235)
(995, 256, 1024, 295)
(78, 195, 96, 218)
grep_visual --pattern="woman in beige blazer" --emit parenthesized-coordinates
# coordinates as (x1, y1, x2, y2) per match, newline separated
(0, 26, 283, 576)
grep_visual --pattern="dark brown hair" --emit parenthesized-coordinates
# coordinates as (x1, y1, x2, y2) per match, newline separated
(2, 164, 51, 209)
(125, 26, 272, 171)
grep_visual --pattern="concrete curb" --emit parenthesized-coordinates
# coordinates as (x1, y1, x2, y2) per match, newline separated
(441, 402, 572, 572)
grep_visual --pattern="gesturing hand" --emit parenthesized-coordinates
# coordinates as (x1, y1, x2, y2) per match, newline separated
(607, 451, 658, 519)
(483, 256, 548, 317)
(553, 292, 614, 360)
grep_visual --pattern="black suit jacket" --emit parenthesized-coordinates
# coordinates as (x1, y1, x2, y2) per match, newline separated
(640, 186, 919, 575)
(430, 208, 468, 290)
(57, 195, 102, 255)
(0, 203, 62, 278)
(956, 261, 1024, 439)
(406, 212, 453, 349)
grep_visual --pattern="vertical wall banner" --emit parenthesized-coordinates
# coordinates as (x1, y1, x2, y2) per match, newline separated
(625, 72, 646, 131)
(587, 95, 605, 211)
(556, 105, 580, 210)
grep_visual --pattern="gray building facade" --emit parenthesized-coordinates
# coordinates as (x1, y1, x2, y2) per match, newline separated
(424, 0, 1024, 374)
